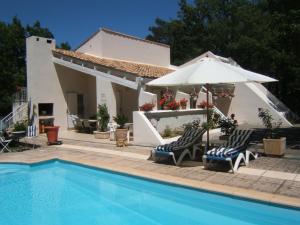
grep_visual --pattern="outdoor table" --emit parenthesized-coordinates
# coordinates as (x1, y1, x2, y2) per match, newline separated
(11, 131, 26, 143)
(88, 120, 97, 127)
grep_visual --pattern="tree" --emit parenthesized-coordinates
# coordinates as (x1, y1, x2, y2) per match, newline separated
(0, 17, 71, 117)
(0, 17, 26, 116)
(147, 0, 300, 116)
(26, 21, 54, 38)
(57, 41, 71, 50)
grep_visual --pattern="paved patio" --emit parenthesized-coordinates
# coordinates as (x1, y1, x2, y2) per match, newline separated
(1, 133, 300, 207)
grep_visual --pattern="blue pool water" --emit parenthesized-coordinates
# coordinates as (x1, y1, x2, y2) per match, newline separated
(0, 160, 299, 225)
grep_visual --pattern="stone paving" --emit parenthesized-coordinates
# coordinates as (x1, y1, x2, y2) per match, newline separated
(1, 134, 300, 206)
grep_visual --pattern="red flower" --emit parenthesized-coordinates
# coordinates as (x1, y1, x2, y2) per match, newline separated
(159, 98, 166, 106)
(179, 98, 188, 106)
(167, 100, 180, 110)
(139, 103, 155, 112)
(198, 100, 214, 109)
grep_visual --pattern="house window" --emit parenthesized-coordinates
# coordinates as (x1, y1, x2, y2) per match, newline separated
(38, 103, 53, 116)
(47, 39, 52, 44)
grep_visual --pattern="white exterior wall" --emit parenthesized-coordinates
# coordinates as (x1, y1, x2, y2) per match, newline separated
(175, 91, 190, 109)
(77, 29, 170, 67)
(96, 77, 117, 121)
(76, 31, 103, 57)
(55, 65, 97, 118)
(229, 83, 292, 127)
(26, 36, 68, 131)
(133, 111, 164, 146)
(133, 109, 207, 146)
(138, 88, 157, 110)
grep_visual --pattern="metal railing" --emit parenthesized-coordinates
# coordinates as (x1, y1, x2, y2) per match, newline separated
(0, 102, 28, 131)
(13, 87, 27, 103)
(213, 106, 227, 120)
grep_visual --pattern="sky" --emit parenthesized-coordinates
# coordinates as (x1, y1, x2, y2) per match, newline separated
(0, 0, 180, 49)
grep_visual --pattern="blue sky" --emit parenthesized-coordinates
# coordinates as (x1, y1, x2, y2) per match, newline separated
(0, 0, 180, 49)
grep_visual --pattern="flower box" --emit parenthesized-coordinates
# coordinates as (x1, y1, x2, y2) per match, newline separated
(263, 137, 286, 156)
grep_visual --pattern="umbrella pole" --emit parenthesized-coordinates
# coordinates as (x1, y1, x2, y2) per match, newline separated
(206, 83, 210, 153)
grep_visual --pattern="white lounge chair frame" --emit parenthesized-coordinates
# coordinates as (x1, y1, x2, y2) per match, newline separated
(203, 148, 258, 173)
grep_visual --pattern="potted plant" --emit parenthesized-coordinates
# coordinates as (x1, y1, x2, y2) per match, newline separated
(167, 100, 180, 110)
(201, 110, 220, 130)
(113, 114, 128, 145)
(258, 108, 285, 156)
(13, 120, 27, 132)
(139, 102, 155, 112)
(159, 89, 175, 110)
(179, 98, 188, 109)
(198, 100, 214, 109)
(94, 104, 110, 139)
(218, 114, 238, 140)
(159, 97, 171, 110)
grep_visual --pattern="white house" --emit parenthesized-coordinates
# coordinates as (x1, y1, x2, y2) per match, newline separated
(25, 28, 174, 133)
(4, 27, 292, 145)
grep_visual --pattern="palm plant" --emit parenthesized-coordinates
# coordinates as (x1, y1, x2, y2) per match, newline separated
(113, 114, 128, 129)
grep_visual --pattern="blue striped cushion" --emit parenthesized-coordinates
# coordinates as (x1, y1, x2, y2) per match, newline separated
(206, 129, 253, 158)
(155, 128, 204, 152)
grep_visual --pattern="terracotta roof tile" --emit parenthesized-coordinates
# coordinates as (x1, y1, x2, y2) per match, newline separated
(53, 49, 174, 78)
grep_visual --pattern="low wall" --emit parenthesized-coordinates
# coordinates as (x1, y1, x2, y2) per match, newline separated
(145, 109, 207, 133)
(133, 109, 207, 146)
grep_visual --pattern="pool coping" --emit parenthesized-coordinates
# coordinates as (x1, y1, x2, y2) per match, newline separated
(1, 156, 300, 209)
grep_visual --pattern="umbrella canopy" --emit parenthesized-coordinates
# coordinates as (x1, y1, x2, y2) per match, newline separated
(147, 57, 277, 152)
(147, 57, 277, 87)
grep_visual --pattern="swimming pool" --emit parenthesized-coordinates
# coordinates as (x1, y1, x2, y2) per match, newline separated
(0, 160, 299, 225)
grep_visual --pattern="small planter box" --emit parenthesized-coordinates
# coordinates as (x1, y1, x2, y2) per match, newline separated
(93, 131, 110, 139)
(263, 137, 286, 156)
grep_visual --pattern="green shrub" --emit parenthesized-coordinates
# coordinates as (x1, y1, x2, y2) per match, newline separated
(113, 114, 128, 129)
(97, 104, 110, 132)
(13, 120, 27, 131)
(162, 126, 172, 138)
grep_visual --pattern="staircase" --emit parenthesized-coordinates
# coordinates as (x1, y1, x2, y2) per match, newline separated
(254, 83, 299, 123)
(0, 103, 28, 131)
(0, 87, 28, 131)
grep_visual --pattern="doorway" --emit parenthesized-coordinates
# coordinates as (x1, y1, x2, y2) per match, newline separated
(67, 92, 84, 122)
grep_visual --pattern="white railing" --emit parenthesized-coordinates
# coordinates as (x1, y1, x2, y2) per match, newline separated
(13, 87, 27, 103)
(0, 102, 28, 131)
(213, 106, 227, 120)
(254, 83, 298, 122)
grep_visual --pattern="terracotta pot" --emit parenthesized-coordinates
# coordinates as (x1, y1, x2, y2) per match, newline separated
(263, 137, 286, 156)
(115, 129, 128, 144)
(163, 106, 170, 110)
(93, 131, 110, 139)
(45, 126, 59, 143)
(181, 105, 187, 110)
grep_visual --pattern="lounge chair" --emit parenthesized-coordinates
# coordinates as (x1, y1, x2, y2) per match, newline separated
(152, 127, 206, 166)
(203, 129, 257, 173)
(0, 136, 12, 153)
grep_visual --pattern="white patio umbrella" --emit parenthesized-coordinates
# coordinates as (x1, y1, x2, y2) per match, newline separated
(147, 57, 277, 150)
